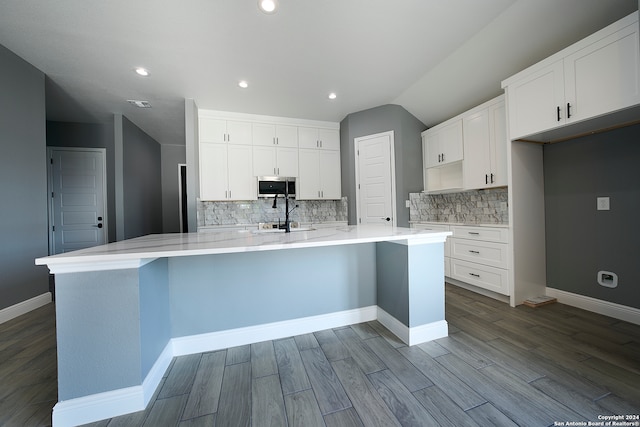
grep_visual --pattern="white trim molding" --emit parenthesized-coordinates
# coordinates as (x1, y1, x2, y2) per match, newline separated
(51, 304, 448, 426)
(52, 342, 173, 427)
(172, 306, 378, 356)
(546, 287, 640, 326)
(377, 308, 448, 346)
(0, 292, 51, 325)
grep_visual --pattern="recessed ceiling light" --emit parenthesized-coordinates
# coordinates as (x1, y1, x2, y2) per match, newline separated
(238, 80, 249, 89)
(328, 92, 337, 100)
(135, 67, 150, 77)
(258, 0, 278, 14)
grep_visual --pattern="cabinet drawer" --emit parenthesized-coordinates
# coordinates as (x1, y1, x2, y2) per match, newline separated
(451, 225, 508, 243)
(450, 259, 509, 295)
(450, 238, 508, 269)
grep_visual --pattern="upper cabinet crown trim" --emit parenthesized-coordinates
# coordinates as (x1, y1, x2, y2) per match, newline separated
(198, 109, 340, 130)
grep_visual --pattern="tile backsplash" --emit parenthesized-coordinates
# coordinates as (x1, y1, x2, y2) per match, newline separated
(409, 188, 508, 224)
(198, 197, 348, 227)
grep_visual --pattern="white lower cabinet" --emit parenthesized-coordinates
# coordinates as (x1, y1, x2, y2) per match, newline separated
(450, 225, 510, 296)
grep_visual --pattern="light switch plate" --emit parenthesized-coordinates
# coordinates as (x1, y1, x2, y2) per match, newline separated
(597, 197, 610, 211)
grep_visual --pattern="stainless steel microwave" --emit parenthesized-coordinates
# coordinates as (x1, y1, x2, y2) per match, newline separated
(257, 176, 296, 198)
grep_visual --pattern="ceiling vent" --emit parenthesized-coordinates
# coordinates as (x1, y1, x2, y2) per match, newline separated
(127, 99, 152, 108)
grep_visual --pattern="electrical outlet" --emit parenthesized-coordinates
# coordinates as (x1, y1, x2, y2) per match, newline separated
(501, 202, 507, 211)
(405, 200, 410, 208)
(597, 197, 610, 211)
(456, 204, 461, 213)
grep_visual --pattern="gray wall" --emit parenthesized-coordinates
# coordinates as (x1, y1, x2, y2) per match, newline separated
(161, 145, 186, 233)
(120, 116, 163, 239)
(0, 44, 49, 310)
(340, 104, 426, 227)
(544, 124, 640, 309)
(47, 121, 117, 243)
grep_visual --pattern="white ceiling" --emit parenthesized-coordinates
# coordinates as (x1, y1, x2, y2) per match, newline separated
(0, 0, 637, 145)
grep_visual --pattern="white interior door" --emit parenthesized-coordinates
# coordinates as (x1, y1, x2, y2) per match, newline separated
(355, 132, 395, 226)
(48, 148, 107, 254)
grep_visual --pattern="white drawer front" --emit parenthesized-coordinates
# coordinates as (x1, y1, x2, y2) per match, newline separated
(450, 259, 509, 295)
(451, 225, 508, 243)
(450, 239, 508, 269)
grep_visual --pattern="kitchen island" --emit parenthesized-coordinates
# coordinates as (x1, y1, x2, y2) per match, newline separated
(36, 225, 450, 426)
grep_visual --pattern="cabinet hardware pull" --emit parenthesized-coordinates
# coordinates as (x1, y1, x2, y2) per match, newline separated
(469, 273, 480, 278)
(441, 153, 444, 162)
(557, 106, 561, 121)
(469, 250, 480, 254)
(320, 140, 323, 148)
(567, 103, 571, 119)
(485, 174, 488, 184)
(468, 232, 480, 235)
(490, 173, 494, 183)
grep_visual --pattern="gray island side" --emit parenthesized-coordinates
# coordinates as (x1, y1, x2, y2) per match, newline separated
(36, 224, 450, 426)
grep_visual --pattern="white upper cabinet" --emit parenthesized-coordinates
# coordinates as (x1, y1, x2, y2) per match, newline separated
(423, 119, 463, 168)
(200, 144, 255, 201)
(463, 96, 507, 190)
(200, 117, 252, 145)
(503, 11, 640, 141)
(299, 127, 340, 150)
(252, 146, 298, 177)
(252, 123, 298, 147)
(298, 149, 341, 200)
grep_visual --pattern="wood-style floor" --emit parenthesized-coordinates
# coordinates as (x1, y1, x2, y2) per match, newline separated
(2, 284, 639, 426)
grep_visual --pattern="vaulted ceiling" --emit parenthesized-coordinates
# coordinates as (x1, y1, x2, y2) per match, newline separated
(0, 0, 636, 145)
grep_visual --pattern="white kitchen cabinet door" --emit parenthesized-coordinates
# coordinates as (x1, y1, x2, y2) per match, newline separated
(227, 144, 255, 200)
(252, 146, 278, 176)
(252, 124, 298, 148)
(226, 121, 253, 145)
(252, 146, 298, 177)
(276, 125, 299, 148)
(199, 118, 227, 144)
(424, 119, 463, 168)
(252, 123, 276, 147)
(463, 97, 507, 190)
(463, 109, 492, 189)
(297, 149, 321, 199)
(489, 100, 508, 187)
(200, 118, 252, 144)
(564, 21, 640, 124)
(319, 150, 341, 199)
(506, 60, 565, 140)
(276, 147, 298, 177)
(318, 129, 340, 150)
(200, 143, 228, 200)
(299, 127, 339, 150)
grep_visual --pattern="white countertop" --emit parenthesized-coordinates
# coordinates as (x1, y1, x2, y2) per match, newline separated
(36, 225, 451, 273)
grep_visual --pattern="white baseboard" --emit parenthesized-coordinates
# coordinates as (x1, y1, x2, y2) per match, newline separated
(172, 306, 379, 356)
(546, 287, 640, 326)
(52, 341, 173, 427)
(52, 305, 447, 426)
(377, 308, 448, 345)
(0, 292, 51, 325)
